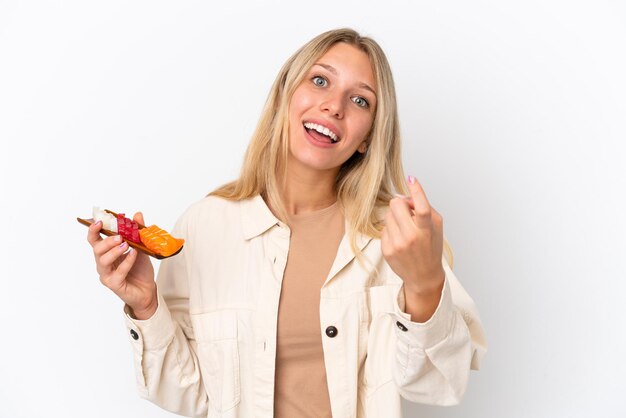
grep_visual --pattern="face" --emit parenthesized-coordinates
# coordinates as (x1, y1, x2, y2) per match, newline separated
(287, 42, 378, 174)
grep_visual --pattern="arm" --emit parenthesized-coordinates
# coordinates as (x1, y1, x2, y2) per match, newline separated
(380, 176, 486, 404)
(123, 210, 209, 417)
(391, 259, 487, 405)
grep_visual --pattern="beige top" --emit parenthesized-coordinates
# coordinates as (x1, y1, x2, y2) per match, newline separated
(274, 202, 344, 418)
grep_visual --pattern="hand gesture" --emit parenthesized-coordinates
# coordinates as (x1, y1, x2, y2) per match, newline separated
(381, 176, 445, 294)
(87, 212, 157, 319)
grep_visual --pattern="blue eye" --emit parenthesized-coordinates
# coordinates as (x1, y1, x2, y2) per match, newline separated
(312, 76, 328, 87)
(352, 96, 369, 108)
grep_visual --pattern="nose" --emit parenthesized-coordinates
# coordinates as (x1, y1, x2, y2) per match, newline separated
(320, 94, 344, 119)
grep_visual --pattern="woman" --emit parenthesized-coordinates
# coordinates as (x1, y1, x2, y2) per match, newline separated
(87, 28, 486, 418)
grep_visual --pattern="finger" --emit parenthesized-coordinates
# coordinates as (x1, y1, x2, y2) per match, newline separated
(384, 208, 404, 248)
(431, 207, 444, 229)
(406, 175, 433, 227)
(87, 220, 104, 246)
(111, 247, 138, 284)
(133, 211, 145, 226)
(388, 197, 417, 236)
(393, 193, 415, 209)
(93, 234, 123, 257)
(99, 239, 130, 268)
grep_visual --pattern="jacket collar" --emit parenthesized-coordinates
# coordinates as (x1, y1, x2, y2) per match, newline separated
(240, 195, 280, 240)
(240, 194, 374, 283)
(324, 227, 372, 286)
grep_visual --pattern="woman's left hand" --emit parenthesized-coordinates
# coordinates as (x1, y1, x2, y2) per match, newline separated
(381, 176, 445, 294)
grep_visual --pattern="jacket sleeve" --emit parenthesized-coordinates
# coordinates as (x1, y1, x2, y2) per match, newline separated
(390, 258, 487, 406)
(123, 209, 209, 417)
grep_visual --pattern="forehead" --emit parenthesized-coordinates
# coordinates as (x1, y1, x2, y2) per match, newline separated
(314, 43, 376, 91)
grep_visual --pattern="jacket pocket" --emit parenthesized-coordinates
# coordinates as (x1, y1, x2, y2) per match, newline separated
(363, 286, 399, 392)
(190, 310, 241, 412)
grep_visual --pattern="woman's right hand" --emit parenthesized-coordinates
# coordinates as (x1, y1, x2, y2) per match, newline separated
(87, 212, 157, 320)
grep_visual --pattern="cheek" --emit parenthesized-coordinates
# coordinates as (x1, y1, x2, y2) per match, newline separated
(288, 94, 303, 134)
(353, 114, 374, 142)
(289, 88, 315, 117)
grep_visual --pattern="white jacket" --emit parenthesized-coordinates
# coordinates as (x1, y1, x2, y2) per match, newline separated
(123, 195, 487, 418)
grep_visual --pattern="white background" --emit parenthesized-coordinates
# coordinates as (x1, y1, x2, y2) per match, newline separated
(1, 1, 625, 417)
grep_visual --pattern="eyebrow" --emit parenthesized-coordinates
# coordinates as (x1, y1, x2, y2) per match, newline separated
(313, 63, 377, 97)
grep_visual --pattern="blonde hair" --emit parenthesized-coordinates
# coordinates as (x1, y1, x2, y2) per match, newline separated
(210, 28, 453, 267)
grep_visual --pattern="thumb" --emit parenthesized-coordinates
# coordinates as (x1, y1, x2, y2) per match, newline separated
(407, 176, 431, 211)
(133, 211, 146, 226)
(407, 175, 433, 227)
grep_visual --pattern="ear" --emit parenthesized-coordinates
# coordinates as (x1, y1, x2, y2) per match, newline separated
(357, 141, 368, 154)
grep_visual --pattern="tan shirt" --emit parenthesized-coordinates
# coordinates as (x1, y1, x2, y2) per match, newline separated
(123, 195, 487, 417)
(274, 202, 344, 418)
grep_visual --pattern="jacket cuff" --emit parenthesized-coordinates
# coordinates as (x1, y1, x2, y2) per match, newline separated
(392, 272, 455, 349)
(123, 291, 176, 351)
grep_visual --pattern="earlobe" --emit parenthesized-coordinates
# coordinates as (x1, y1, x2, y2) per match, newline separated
(357, 142, 368, 154)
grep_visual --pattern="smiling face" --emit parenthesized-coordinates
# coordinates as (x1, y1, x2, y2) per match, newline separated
(287, 42, 378, 174)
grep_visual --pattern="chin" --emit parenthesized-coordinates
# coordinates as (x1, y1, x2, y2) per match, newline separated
(287, 148, 341, 173)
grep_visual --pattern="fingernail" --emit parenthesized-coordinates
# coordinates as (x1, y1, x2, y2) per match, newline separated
(119, 242, 127, 249)
(115, 235, 122, 242)
(93, 220, 102, 228)
(407, 175, 416, 184)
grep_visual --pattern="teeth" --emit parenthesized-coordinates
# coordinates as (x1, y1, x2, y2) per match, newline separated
(304, 122, 339, 142)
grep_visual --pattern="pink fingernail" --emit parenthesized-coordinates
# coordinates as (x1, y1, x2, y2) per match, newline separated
(119, 241, 127, 248)
(407, 175, 416, 184)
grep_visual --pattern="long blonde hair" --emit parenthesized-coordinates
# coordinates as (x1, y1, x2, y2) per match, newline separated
(209, 28, 453, 266)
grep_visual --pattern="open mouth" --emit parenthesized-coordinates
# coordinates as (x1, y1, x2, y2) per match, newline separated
(303, 122, 340, 144)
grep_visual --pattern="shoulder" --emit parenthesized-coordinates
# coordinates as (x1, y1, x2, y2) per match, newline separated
(185, 195, 242, 215)
(173, 195, 247, 235)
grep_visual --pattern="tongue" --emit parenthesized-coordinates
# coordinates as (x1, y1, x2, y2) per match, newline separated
(307, 128, 333, 143)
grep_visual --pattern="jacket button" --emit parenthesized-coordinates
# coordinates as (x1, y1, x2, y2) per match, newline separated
(325, 326, 338, 338)
(130, 329, 139, 340)
(396, 321, 408, 332)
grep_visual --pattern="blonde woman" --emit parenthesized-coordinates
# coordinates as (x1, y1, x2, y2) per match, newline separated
(87, 28, 486, 418)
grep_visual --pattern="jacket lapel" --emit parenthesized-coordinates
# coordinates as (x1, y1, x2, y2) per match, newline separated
(323, 221, 372, 287)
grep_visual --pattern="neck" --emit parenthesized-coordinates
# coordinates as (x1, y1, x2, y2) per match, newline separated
(279, 157, 339, 216)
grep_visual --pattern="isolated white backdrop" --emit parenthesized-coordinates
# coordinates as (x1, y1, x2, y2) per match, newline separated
(1, 1, 625, 417)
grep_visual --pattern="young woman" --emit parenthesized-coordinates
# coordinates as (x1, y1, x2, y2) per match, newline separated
(87, 28, 486, 418)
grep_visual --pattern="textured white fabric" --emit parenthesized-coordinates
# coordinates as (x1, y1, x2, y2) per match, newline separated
(123, 195, 487, 418)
